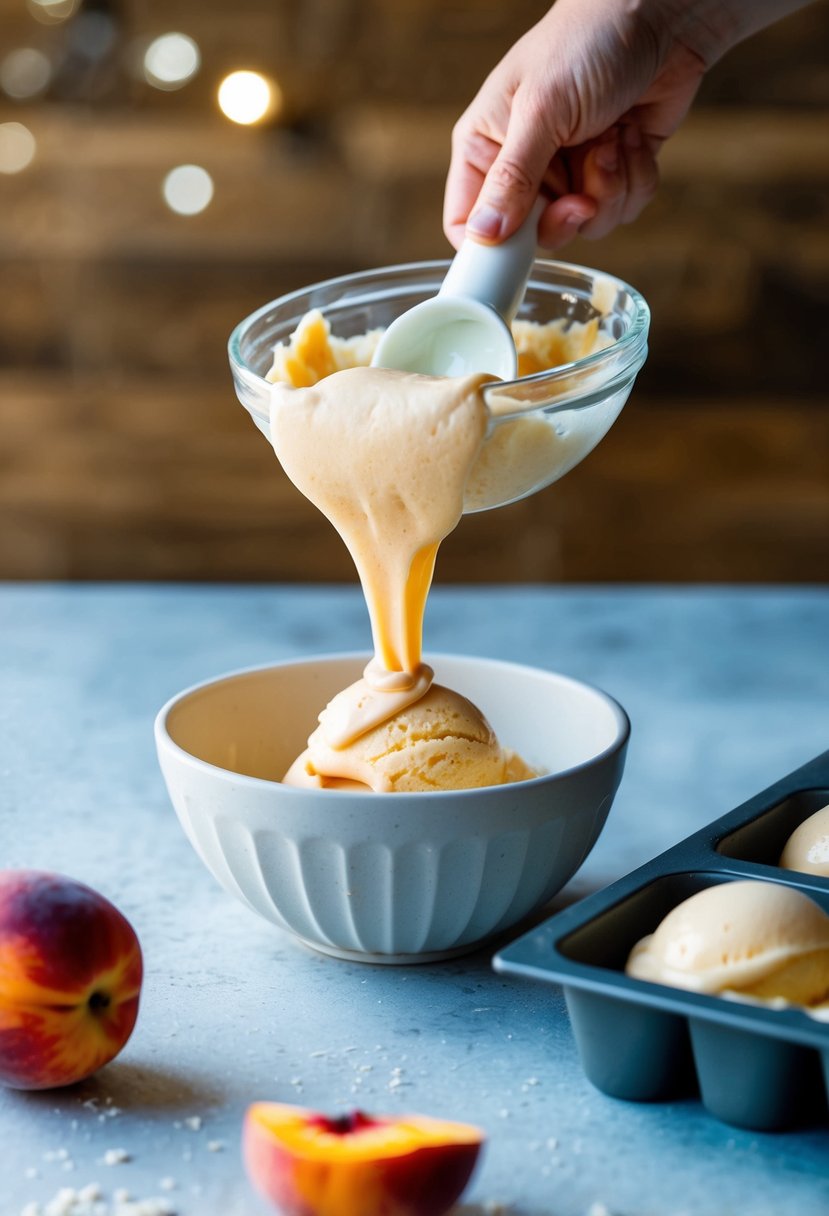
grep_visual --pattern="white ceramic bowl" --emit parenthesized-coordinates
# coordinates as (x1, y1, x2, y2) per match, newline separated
(155, 654, 629, 963)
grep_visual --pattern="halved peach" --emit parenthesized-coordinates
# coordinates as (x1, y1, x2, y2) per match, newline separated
(243, 1102, 484, 1216)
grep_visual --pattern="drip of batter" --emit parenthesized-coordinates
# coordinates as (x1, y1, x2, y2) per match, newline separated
(270, 366, 489, 748)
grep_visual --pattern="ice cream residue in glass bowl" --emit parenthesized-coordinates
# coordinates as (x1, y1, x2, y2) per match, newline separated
(228, 259, 650, 515)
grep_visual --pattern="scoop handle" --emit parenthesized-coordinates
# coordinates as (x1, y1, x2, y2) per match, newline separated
(439, 197, 546, 324)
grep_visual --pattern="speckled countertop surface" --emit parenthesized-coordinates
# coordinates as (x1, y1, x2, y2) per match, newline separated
(2, 584, 829, 1216)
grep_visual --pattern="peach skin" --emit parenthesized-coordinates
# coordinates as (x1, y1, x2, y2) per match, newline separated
(0, 870, 143, 1089)
(243, 1103, 484, 1216)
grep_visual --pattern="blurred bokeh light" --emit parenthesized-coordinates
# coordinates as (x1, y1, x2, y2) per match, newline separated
(0, 48, 52, 99)
(217, 69, 280, 125)
(26, 0, 79, 24)
(143, 32, 200, 91)
(162, 163, 214, 214)
(0, 121, 36, 173)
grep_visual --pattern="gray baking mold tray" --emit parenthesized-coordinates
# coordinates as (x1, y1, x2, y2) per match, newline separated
(493, 748, 829, 1131)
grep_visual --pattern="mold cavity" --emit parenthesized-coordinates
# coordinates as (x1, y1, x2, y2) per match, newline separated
(717, 789, 829, 869)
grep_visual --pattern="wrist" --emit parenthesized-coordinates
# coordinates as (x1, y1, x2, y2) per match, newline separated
(640, 0, 814, 67)
(636, 0, 742, 67)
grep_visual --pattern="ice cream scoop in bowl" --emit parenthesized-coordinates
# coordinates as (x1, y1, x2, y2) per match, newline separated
(370, 199, 545, 378)
(228, 258, 649, 512)
(155, 653, 630, 963)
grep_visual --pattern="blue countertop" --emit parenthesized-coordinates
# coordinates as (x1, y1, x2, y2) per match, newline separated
(2, 584, 829, 1215)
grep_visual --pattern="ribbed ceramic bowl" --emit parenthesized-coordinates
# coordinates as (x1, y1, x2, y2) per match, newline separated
(155, 653, 630, 963)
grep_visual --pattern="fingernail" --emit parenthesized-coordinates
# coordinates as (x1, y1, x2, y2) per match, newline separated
(562, 209, 588, 231)
(466, 204, 503, 241)
(594, 139, 619, 174)
(624, 124, 642, 151)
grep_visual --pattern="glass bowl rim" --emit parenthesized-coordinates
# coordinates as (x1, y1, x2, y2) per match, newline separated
(226, 257, 646, 406)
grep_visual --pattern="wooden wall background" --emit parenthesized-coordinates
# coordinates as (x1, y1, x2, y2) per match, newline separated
(1, 0, 827, 583)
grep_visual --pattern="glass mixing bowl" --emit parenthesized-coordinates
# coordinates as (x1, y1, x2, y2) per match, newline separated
(228, 259, 649, 513)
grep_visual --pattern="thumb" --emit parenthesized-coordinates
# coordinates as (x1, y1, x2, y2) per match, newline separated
(466, 111, 555, 244)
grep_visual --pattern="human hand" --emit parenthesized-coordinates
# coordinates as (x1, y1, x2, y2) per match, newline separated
(443, 0, 712, 251)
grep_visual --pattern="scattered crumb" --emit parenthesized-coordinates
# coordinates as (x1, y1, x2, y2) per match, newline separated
(586, 1204, 613, 1216)
(44, 1150, 71, 1163)
(498, 1109, 510, 1119)
(101, 1150, 130, 1166)
(18, 1184, 176, 1216)
(546, 1137, 558, 1151)
(308, 1050, 328, 1058)
(158, 1179, 176, 1193)
(183, 1117, 202, 1132)
(206, 1141, 224, 1153)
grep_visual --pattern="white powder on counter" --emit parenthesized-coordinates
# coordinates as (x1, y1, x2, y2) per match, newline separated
(19, 1184, 176, 1216)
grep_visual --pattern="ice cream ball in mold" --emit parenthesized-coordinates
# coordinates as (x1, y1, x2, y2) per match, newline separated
(626, 879, 829, 1008)
(780, 804, 829, 878)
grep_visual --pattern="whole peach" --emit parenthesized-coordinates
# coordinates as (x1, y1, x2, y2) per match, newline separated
(243, 1102, 484, 1216)
(0, 870, 143, 1089)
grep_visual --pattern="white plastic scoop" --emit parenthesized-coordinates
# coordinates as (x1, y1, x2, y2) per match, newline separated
(371, 198, 545, 380)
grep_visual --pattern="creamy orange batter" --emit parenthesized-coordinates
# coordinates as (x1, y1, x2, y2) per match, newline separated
(266, 308, 600, 790)
(270, 367, 488, 701)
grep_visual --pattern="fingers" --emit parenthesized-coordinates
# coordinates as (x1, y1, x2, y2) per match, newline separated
(446, 87, 566, 247)
(619, 125, 661, 224)
(464, 106, 554, 243)
(536, 193, 597, 250)
(577, 123, 660, 241)
(443, 125, 501, 251)
(445, 118, 597, 252)
(445, 113, 660, 252)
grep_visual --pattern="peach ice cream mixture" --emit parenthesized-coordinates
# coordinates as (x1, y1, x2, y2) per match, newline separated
(780, 805, 829, 878)
(626, 880, 829, 1013)
(266, 309, 607, 793)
